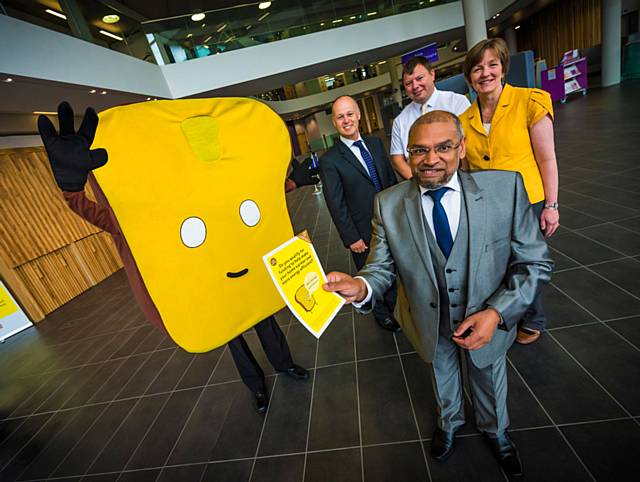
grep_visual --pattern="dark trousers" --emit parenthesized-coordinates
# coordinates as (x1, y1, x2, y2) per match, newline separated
(521, 201, 547, 331)
(228, 315, 293, 393)
(352, 249, 397, 321)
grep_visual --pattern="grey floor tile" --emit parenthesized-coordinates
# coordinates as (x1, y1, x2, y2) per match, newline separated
(358, 356, 419, 444)
(561, 419, 640, 481)
(553, 268, 640, 320)
(505, 364, 553, 430)
(354, 312, 397, 360)
(251, 454, 304, 482)
(362, 442, 428, 482)
(176, 348, 223, 389)
(589, 258, 640, 298)
(307, 363, 359, 451)
(509, 428, 592, 482)
(544, 283, 599, 329)
(316, 313, 354, 366)
(606, 316, 640, 347)
(508, 337, 625, 424)
(547, 232, 622, 265)
(578, 224, 640, 256)
(201, 460, 252, 482)
(145, 348, 193, 394)
(157, 463, 207, 481)
(425, 434, 504, 482)
(551, 325, 640, 414)
(126, 387, 204, 470)
(286, 323, 318, 370)
(305, 448, 361, 482)
(258, 372, 313, 456)
(116, 349, 174, 399)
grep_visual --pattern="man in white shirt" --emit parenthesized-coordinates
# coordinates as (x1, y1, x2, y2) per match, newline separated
(323, 111, 553, 476)
(390, 56, 471, 179)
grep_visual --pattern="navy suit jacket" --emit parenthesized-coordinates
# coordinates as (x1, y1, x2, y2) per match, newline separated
(318, 136, 398, 248)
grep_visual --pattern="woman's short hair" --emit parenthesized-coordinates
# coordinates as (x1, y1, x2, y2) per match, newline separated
(463, 38, 510, 84)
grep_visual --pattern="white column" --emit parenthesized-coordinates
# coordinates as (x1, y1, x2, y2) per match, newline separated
(388, 57, 404, 108)
(462, 0, 487, 50)
(504, 26, 518, 54)
(601, 0, 622, 87)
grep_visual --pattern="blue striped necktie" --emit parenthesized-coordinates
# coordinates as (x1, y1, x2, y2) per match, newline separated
(426, 187, 453, 258)
(353, 140, 383, 192)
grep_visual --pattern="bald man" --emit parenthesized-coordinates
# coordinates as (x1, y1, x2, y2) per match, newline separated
(318, 96, 400, 332)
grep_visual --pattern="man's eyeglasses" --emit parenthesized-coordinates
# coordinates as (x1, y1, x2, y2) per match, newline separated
(407, 141, 461, 160)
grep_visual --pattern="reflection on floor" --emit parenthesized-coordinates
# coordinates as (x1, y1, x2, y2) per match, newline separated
(1, 81, 640, 482)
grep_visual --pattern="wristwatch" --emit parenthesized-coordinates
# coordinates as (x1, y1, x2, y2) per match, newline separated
(544, 202, 559, 210)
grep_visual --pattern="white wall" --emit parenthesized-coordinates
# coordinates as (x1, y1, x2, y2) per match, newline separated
(0, 16, 170, 98)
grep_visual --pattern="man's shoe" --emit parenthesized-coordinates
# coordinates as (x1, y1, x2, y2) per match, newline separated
(484, 432, 522, 476)
(285, 364, 309, 380)
(376, 316, 401, 333)
(430, 427, 456, 461)
(254, 391, 268, 414)
(516, 327, 541, 345)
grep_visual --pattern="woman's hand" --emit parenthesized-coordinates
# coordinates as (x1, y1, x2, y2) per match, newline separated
(540, 207, 560, 237)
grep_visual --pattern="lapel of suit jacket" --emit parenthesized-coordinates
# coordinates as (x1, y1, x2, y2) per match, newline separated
(488, 83, 514, 130)
(459, 170, 486, 291)
(403, 180, 437, 289)
(337, 140, 374, 186)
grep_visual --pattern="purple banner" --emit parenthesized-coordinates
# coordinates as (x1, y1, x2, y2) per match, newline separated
(401, 43, 439, 64)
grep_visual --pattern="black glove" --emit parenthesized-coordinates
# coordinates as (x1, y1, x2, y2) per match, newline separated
(289, 157, 320, 187)
(38, 102, 108, 192)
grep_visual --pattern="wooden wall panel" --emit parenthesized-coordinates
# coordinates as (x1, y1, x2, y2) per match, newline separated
(0, 146, 123, 321)
(0, 148, 99, 268)
(517, 0, 602, 67)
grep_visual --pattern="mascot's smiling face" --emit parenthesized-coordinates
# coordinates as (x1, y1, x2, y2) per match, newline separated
(92, 98, 293, 352)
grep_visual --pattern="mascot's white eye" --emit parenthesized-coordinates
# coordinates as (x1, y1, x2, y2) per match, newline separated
(180, 217, 206, 248)
(240, 200, 261, 227)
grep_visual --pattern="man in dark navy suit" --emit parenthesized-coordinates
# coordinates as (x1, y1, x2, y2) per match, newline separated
(318, 96, 400, 332)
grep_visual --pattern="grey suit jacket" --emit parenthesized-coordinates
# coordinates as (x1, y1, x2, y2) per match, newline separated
(358, 170, 554, 368)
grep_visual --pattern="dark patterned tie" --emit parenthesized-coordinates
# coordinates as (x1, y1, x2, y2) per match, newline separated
(426, 187, 453, 258)
(353, 140, 383, 192)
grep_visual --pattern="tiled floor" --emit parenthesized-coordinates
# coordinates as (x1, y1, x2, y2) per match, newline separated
(1, 81, 640, 481)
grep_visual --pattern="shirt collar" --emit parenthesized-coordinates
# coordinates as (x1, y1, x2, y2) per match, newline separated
(418, 171, 461, 196)
(413, 88, 441, 111)
(340, 135, 363, 148)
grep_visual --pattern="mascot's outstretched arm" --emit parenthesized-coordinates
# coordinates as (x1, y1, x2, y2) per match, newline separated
(38, 99, 293, 352)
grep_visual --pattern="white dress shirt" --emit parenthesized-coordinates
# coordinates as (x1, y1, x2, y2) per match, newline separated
(340, 135, 373, 173)
(354, 173, 462, 307)
(390, 88, 471, 157)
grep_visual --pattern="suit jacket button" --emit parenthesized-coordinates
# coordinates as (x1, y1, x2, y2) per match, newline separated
(429, 302, 437, 308)
(445, 268, 454, 274)
(483, 155, 490, 161)
(448, 288, 455, 293)
(451, 304, 457, 308)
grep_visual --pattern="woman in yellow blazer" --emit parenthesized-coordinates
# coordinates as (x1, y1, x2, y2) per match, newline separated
(460, 38, 559, 345)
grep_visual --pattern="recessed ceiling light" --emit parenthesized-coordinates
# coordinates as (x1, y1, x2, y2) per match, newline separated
(320, 22, 325, 26)
(377, 61, 386, 65)
(496, 13, 501, 17)
(201, 23, 206, 28)
(204, 35, 212, 43)
(33, 111, 58, 115)
(146, 97, 151, 100)
(89, 89, 96, 93)
(258, 12, 270, 21)
(186, 33, 193, 38)
(246, 25, 252, 30)
(367, 11, 377, 16)
(3, 78, 13, 82)
(258, 2, 272, 9)
(332, 19, 343, 24)
(515, 25, 521, 29)
(100, 90, 107, 95)
(191, 12, 205, 22)
(45, 9, 66, 20)
(100, 30, 123, 41)
(102, 14, 120, 24)
(216, 24, 226, 32)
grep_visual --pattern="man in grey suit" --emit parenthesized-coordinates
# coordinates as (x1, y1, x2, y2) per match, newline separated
(323, 110, 553, 476)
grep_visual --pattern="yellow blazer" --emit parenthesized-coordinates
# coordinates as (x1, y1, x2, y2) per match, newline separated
(460, 83, 553, 204)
